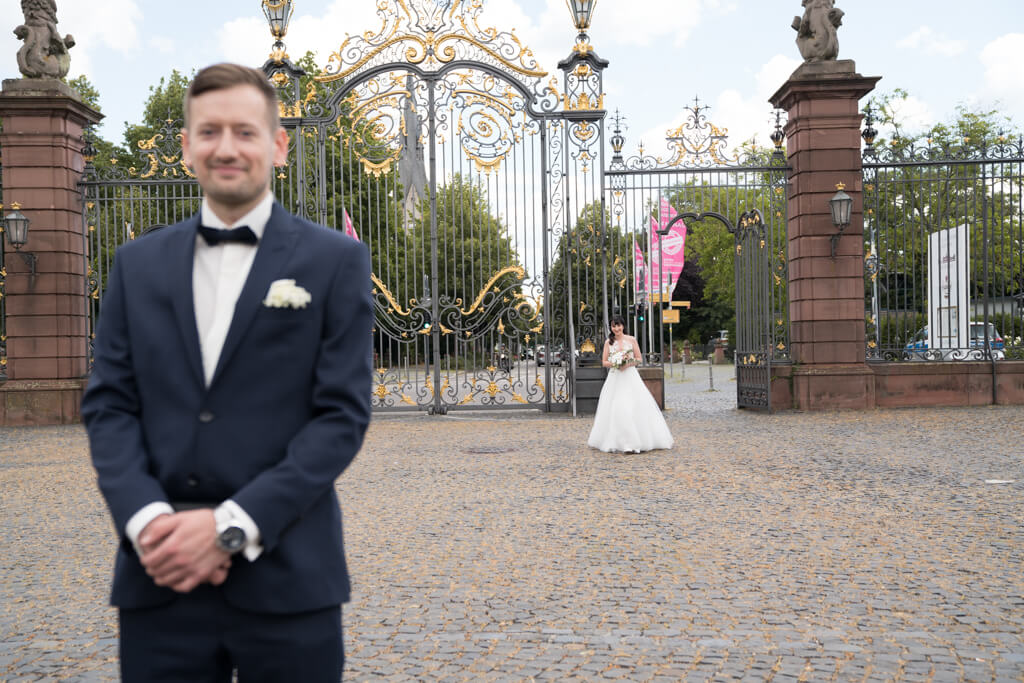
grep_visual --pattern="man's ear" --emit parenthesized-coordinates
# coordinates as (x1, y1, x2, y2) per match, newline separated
(272, 127, 289, 168)
(181, 127, 192, 169)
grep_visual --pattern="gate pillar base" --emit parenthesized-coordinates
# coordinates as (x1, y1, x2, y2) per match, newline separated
(791, 364, 875, 411)
(638, 366, 665, 411)
(0, 379, 86, 426)
(574, 365, 606, 414)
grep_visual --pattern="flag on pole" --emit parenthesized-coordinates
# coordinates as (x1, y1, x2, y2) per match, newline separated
(343, 208, 360, 241)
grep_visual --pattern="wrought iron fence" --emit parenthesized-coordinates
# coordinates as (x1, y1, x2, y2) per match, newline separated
(79, 0, 610, 413)
(863, 131, 1024, 363)
(604, 104, 791, 376)
(80, 123, 203, 366)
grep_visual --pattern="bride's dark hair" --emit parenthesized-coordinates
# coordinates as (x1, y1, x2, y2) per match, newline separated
(608, 314, 626, 347)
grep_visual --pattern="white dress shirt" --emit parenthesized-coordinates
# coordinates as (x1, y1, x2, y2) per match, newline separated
(125, 193, 274, 562)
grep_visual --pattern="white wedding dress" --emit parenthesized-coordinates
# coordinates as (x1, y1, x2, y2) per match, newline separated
(587, 340, 674, 453)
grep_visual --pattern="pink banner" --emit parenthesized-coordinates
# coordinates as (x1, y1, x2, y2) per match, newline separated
(645, 197, 686, 295)
(343, 208, 360, 242)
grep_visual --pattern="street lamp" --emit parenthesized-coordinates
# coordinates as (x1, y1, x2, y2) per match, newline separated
(3, 202, 37, 283)
(262, 0, 295, 56)
(828, 183, 852, 259)
(565, 0, 597, 37)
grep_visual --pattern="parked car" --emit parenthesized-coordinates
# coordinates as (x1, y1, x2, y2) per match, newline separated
(536, 345, 564, 366)
(903, 322, 1005, 360)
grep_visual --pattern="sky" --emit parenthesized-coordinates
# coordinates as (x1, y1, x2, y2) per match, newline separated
(2, 0, 1023, 157)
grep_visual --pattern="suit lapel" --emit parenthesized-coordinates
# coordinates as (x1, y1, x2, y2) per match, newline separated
(209, 203, 299, 387)
(169, 216, 205, 387)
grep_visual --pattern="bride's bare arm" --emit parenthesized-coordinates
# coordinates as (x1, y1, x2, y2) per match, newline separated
(602, 340, 612, 368)
(630, 336, 642, 365)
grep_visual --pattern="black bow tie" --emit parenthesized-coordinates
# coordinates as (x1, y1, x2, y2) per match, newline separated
(198, 224, 258, 246)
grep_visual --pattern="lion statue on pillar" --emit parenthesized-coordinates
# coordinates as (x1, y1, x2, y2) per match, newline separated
(14, 0, 75, 79)
(792, 0, 844, 62)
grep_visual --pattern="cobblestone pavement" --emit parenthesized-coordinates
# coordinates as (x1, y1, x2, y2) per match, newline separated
(2, 364, 1023, 682)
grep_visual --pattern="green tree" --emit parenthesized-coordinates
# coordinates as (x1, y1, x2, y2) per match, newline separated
(548, 200, 632, 348)
(66, 74, 102, 111)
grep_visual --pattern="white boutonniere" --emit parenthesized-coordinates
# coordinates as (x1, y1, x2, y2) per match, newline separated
(262, 279, 312, 309)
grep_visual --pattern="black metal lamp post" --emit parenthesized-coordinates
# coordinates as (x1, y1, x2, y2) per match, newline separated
(828, 183, 853, 259)
(3, 202, 36, 286)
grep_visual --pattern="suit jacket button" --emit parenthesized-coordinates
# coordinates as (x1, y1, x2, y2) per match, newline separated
(199, 411, 215, 423)
(187, 475, 200, 487)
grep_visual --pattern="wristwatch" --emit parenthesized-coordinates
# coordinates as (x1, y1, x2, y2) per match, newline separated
(214, 508, 247, 554)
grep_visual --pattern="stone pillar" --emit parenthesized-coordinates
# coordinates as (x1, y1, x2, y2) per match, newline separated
(770, 62, 880, 410)
(0, 78, 101, 425)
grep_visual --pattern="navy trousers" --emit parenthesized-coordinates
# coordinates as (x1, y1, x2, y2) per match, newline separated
(119, 585, 343, 682)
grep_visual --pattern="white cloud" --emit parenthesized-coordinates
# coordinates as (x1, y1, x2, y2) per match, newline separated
(150, 37, 176, 55)
(635, 53, 800, 157)
(876, 93, 936, 137)
(60, 0, 143, 54)
(979, 33, 1024, 115)
(897, 26, 967, 57)
(591, 0, 703, 48)
(216, 1, 394, 72)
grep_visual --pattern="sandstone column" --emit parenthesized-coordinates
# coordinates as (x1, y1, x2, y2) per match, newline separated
(770, 61, 880, 410)
(0, 78, 102, 425)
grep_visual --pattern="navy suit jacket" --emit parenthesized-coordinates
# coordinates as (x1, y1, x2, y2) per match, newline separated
(82, 203, 373, 614)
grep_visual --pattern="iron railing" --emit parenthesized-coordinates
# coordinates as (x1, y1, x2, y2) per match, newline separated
(863, 133, 1024, 364)
(603, 104, 791, 377)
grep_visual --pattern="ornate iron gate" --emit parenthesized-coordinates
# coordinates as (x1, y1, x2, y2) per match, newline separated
(731, 210, 778, 410)
(604, 104, 790, 409)
(81, 0, 610, 414)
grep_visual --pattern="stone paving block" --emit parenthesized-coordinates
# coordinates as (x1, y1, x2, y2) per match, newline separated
(4, 383, 1024, 681)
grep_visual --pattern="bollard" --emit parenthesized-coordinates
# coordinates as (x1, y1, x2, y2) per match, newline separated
(708, 363, 715, 391)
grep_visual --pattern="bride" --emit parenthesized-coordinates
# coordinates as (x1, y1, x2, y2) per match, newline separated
(587, 314, 674, 453)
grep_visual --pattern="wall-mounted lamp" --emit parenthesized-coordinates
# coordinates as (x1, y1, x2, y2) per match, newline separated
(3, 202, 37, 284)
(828, 183, 852, 259)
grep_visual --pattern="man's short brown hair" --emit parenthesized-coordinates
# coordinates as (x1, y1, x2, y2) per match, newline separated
(184, 63, 281, 130)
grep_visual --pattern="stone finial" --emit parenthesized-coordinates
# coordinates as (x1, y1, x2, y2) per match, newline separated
(14, 0, 75, 79)
(791, 0, 844, 62)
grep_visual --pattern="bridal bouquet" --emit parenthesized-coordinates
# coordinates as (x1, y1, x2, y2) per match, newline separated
(609, 348, 635, 370)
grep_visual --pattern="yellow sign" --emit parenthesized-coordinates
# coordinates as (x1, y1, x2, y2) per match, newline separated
(648, 292, 670, 303)
(662, 309, 680, 324)
(670, 300, 691, 309)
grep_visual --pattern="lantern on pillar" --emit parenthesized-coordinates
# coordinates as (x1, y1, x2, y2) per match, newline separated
(828, 183, 853, 259)
(262, 0, 294, 46)
(2, 202, 37, 283)
(565, 0, 597, 36)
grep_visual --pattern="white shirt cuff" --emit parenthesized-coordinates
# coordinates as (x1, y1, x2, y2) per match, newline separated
(217, 499, 264, 561)
(125, 502, 175, 555)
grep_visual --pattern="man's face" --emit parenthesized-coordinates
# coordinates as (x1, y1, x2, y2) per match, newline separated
(182, 84, 288, 217)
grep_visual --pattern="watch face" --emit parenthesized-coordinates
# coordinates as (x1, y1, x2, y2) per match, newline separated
(218, 526, 246, 553)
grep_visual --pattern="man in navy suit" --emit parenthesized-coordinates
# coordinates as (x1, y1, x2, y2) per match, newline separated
(82, 63, 373, 682)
